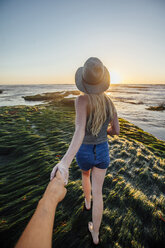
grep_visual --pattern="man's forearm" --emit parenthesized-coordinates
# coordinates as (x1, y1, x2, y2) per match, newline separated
(62, 128, 85, 167)
(15, 197, 58, 248)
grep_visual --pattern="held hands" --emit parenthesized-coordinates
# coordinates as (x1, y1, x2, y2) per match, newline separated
(50, 160, 69, 186)
(43, 170, 67, 205)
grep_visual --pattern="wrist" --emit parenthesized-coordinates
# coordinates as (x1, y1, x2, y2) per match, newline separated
(61, 155, 71, 168)
(40, 194, 58, 210)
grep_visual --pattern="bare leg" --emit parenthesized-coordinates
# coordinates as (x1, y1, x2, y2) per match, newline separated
(89, 166, 107, 244)
(81, 169, 91, 209)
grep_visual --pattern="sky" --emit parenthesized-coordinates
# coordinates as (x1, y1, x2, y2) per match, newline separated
(0, 0, 165, 84)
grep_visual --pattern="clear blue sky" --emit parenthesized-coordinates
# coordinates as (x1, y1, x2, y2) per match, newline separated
(0, 0, 165, 84)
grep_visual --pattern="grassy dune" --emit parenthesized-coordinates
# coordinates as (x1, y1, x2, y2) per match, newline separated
(0, 104, 165, 248)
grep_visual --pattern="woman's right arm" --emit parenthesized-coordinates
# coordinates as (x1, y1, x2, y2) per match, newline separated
(107, 112, 120, 136)
(50, 95, 87, 184)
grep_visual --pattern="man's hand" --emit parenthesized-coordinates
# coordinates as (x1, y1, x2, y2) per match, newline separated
(44, 170, 67, 205)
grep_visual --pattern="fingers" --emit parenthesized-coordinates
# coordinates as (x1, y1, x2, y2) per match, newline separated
(50, 164, 69, 186)
(56, 170, 65, 185)
(58, 167, 68, 185)
(50, 167, 66, 185)
(50, 166, 58, 181)
(56, 169, 62, 178)
(61, 167, 69, 185)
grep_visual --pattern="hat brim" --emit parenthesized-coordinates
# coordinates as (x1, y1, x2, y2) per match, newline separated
(75, 66, 110, 94)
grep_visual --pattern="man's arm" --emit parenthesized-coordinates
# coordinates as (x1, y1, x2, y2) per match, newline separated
(15, 170, 67, 248)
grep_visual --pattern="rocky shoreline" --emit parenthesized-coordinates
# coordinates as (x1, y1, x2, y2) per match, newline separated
(23, 90, 80, 107)
(23, 90, 165, 112)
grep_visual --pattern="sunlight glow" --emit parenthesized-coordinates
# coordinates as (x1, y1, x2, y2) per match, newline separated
(110, 71, 122, 84)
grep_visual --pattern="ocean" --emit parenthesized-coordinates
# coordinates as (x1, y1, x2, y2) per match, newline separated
(0, 84, 165, 141)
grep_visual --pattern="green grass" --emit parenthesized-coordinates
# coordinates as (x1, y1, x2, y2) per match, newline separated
(0, 104, 165, 248)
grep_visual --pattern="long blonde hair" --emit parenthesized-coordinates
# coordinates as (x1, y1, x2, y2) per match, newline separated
(80, 91, 116, 136)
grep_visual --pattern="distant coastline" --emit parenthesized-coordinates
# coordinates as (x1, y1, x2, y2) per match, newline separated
(0, 84, 165, 141)
(0, 83, 165, 86)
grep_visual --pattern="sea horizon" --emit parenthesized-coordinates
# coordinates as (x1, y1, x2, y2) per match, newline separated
(0, 83, 165, 86)
(0, 83, 165, 141)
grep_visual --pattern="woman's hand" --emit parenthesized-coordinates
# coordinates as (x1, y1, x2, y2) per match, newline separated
(50, 160, 69, 186)
(107, 113, 120, 136)
(44, 170, 67, 205)
(107, 127, 113, 135)
(107, 126, 117, 136)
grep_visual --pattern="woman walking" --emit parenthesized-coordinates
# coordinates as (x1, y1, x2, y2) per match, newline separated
(50, 57, 120, 245)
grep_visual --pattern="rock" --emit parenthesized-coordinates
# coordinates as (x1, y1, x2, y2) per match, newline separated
(146, 104, 165, 111)
(23, 90, 80, 103)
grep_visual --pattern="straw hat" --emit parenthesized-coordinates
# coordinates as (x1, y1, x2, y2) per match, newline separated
(75, 57, 110, 94)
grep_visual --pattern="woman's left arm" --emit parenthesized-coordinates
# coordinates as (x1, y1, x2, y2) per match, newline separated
(50, 95, 87, 183)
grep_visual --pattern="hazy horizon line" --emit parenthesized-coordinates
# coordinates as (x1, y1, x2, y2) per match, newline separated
(0, 82, 165, 86)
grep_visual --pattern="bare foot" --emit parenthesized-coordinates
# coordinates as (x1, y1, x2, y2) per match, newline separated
(88, 222, 99, 245)
(85, 198, 91, 210)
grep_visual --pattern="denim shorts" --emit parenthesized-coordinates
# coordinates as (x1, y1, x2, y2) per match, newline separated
(76, 141, 110, 171)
